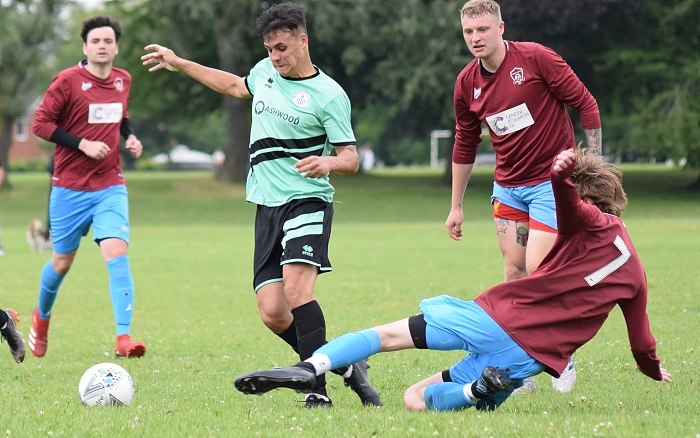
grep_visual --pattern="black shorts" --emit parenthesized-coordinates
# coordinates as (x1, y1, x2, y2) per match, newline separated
(253, 198, 334, 292)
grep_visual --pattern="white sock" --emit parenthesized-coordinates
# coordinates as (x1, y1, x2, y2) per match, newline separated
(305, 354, 332, 376)
(341, 364, 354, 379)
(463, 382, 479, 404)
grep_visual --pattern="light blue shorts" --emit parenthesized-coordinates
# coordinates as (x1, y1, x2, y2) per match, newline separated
(419, 296, 545, 386)
(491, 181, 557, 230)
(50, 185, 130, 254)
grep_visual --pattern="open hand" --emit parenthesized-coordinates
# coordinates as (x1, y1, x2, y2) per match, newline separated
(141, 44, 180, 72)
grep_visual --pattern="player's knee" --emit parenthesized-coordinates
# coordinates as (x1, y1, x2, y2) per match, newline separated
(257, 306, 291, 333)
(52, 254, 74, 275)
(258, 312, 287, 333)
(403, 386, 427, 411)
(504, 264, 527, 281)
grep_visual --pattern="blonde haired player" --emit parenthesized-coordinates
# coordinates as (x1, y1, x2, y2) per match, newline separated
(445, 0, 603, 392)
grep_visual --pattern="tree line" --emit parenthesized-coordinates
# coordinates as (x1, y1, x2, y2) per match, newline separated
(1, 0, 698, 187)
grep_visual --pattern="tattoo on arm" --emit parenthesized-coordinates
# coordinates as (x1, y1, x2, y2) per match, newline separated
(584, 128, 602, 155)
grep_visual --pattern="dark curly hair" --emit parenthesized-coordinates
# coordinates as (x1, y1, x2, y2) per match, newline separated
(256, 3, 307, 39)
(81, 16, 122, 43)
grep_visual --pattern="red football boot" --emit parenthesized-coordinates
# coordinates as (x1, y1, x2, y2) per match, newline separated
(29, 308, 50, 357)
(115, 334, 146, 358)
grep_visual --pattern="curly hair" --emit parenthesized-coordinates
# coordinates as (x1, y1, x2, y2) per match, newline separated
(81, 16, 121, 43)
(570, 149, 627, 217)
(256, 3, 307, 40)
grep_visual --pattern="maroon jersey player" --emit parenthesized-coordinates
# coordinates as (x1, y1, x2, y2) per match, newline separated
(33, 59, 132, 191)
(29, 16, 146, 360)
(446, 0, 602, 392)
(476, 148, 663, 379)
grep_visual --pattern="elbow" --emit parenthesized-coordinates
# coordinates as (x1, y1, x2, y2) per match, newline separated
(350, 157, 360, 175)
(32, 123, 47, 140)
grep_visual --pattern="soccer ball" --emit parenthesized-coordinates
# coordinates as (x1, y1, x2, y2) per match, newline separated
(78, 362, 135, 406)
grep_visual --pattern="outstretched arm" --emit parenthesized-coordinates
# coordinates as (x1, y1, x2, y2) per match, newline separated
(141, 44, 251, 99)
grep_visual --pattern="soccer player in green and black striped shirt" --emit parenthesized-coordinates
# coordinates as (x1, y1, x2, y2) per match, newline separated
(143, 3, 381, 408)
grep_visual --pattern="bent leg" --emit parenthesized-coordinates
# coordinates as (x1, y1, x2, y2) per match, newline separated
(256, 282, 293, 334)
(404, 371, 445, 411)
(235, 317, 415, 397)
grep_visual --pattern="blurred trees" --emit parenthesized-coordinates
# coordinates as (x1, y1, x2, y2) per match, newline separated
(115, 0, 260, 182)
(1, 0, 697, 183)
(595, 0, 700, 184)
(0, 0, 65, 188)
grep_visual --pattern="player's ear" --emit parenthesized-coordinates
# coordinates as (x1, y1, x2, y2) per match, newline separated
(582, 198, 593, 205)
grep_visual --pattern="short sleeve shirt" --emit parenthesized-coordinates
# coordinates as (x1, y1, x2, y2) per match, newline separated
(245, 58, 355, 207)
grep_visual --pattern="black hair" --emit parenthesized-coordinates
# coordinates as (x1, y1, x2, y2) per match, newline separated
(256, 2, 307, 39)
(81, 16, 122, 43)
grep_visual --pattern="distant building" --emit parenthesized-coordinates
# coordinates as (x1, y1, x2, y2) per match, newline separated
(9, 99, 49, 161)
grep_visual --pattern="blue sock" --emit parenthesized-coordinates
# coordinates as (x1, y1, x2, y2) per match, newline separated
(423, 382, 475, 411)
(314, 329, 381, 370)
(38, 261, 66, 319)
(107, 255, 134, 336)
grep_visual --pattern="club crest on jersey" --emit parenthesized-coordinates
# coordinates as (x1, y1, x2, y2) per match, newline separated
(81, 82, 93, 91)
(473, 87, 482, 99)
(114, 77, 124, 92)
(293, 90, 311, 108)
(510, 67, 525, 84)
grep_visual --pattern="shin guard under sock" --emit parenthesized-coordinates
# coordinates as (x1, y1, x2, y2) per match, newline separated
(38, 261, 66, 319)
(423, 382, 474, 411)
(312, 329, 381, 373)
(107, 255, 134, 336)
(292, 301, 334, 394)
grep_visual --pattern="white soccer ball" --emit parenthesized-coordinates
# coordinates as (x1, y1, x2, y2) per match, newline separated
(78, 362, 135, 407)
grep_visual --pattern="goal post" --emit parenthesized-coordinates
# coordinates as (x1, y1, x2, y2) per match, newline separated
(430, 130, 452, 168)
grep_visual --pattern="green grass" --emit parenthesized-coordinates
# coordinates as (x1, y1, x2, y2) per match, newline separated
(0, 166, 699, 437)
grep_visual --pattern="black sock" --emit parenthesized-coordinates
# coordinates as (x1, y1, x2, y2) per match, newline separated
(290, 301, 350, 377)
(292, 301, 328, 394)
(0, 309, 7, 330)
(275, 323, 299, 354)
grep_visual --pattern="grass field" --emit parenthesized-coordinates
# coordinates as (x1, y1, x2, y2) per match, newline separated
(0, 166, 699, 437)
